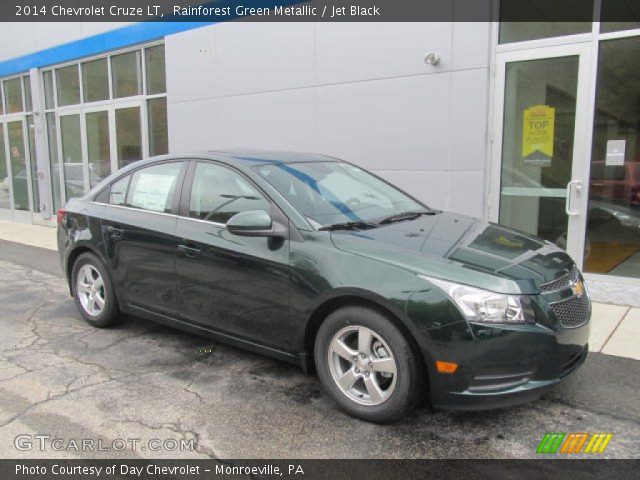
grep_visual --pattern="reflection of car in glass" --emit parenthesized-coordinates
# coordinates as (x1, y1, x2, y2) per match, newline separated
(502, 164, 640, 257)
(589, 160, 640, 209)
(3, 169, 29, 210)
(58, 152, 590, 423)
(4, 164, 101, 208)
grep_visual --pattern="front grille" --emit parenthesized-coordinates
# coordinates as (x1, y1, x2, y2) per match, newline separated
(550, 294, 590, 328)
(540, 265, 579, 293)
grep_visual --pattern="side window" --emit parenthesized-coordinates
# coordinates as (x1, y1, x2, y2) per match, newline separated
(109, 174, 130, 206)
(189, 162, 270, 224)
(126, 162, 182, 213)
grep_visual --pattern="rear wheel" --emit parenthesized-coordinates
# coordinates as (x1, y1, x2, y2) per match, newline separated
(71, 252, 120, 328)
(314, 306, 423, 423)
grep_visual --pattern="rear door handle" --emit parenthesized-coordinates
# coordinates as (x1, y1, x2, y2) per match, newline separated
(106, 226, 124, 239)
(178, 244, 201, 258)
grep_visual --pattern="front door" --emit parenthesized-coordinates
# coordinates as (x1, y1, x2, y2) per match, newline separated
(175, 161, 292, 351)
(491, 44, 592, 267)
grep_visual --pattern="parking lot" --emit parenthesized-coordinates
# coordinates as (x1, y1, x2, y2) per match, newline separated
(0, 241, 638, 459)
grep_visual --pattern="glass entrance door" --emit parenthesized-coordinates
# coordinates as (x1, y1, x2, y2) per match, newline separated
(59, 112, 86, 201)
(585, 35, 640, 279)
(6, 119, 31, 213)
(85, 109, 112, 187)
(0, 117, 37, 221)
(0, 124, 10, 211)
(492, 44, 592, 266)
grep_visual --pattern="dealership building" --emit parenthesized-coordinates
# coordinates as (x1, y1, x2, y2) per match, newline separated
(0, 10, 639, 293)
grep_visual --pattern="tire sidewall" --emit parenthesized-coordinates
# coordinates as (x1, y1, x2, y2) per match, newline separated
(314, 306, 421, 423)
(71, 252, 118, 328)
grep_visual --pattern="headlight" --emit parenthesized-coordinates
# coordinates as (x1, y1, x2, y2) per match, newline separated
(419, 275, 533, 324)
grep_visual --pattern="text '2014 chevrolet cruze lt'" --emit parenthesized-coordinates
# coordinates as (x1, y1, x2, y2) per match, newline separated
(58, 151, 590, 423)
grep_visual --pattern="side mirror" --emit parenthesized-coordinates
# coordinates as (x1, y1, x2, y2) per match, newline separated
(226, 210, 287, 238)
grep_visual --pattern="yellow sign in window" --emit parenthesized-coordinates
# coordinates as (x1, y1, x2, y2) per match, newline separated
(522, 105, 555, 166)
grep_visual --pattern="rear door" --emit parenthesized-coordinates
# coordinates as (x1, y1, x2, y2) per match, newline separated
(100, 161, 187, 317)
(175, 160, 292, 350)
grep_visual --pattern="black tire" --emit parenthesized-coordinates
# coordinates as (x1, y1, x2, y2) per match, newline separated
(71, 252, 120, 328)
(314, 305, 424, 423)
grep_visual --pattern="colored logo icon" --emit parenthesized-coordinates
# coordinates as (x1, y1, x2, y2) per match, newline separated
(537, 432, 612, 454)
(571, 280, 585, 298)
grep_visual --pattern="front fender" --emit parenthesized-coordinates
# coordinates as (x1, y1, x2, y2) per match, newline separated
(290, 231, 465, 352)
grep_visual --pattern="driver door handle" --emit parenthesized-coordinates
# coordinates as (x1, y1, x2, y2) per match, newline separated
(178, 244, 201, 258)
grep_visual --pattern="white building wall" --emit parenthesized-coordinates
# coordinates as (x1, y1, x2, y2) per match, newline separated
(165, 22, 492, 218)
(0, 22, 132, 62)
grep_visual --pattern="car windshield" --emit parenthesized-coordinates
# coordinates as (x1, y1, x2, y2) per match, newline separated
(254, 161, 426, 228)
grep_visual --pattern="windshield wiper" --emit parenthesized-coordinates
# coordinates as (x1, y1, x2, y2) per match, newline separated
(319, 220, 378, 232)
(376, 210, 440, 225)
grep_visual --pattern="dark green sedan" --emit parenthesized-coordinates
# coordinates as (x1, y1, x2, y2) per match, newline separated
(57, 151, 590, 423)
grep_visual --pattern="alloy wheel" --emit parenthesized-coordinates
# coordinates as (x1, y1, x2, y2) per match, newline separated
(76, 264, 106, 316)
(327, 325, 398, 406)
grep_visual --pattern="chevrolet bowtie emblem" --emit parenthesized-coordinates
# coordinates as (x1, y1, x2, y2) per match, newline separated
(571, 280, 585, 298)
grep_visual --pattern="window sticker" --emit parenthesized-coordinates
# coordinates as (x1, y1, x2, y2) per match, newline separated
(130, 173, 175, 212)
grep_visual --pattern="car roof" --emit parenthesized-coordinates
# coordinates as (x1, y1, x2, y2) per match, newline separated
(99, 150, 341, 185)
(204, 150, 340, 166)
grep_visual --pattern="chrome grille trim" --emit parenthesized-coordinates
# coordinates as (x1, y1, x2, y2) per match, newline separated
(540, 265, 579, 293)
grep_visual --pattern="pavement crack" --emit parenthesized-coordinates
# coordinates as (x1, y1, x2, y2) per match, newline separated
(0, 373, 136, 429)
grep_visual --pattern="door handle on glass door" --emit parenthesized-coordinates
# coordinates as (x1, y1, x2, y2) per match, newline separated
(565, 180, 582, 216)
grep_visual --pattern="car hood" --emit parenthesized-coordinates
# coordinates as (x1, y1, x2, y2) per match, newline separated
(329, 212, 575, 294)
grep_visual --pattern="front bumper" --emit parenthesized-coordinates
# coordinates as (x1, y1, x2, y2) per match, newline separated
(422, 315, 590, 411)
(432, 343, 588, 410)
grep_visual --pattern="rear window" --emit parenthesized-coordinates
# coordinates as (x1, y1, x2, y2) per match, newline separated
(126, 162, 182, 213)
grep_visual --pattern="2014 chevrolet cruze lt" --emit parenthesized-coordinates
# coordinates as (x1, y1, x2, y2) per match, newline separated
(58, 151, 590, 423)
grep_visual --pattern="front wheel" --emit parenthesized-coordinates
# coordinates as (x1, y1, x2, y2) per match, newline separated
(314, 306, 424, 423)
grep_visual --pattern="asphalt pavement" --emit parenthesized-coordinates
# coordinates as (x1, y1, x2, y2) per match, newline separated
(0, 240, 638, 459)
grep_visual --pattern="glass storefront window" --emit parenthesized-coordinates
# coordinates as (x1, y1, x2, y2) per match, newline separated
(2, 42, 166, 216)
(500, 22, 592, 44)
(82, 58, 109, 103)
(56, 65, 81, 106)
(499, 0, 593, 44)
(600, 0, 640, 33)
(145, 45, 166, 95)
(60, 114, 85, 200)
(147, 97, 168, 156)
(43, 70, 55, 109)
(111, 51, 142, 98)
(0, 124, 9, 209)
(23, 77, 32, 112)
(86, 111, 111, 186)
(7, 121, 29, 211)
(46, 112, 63, 213)
(115, 107, 142, 168)
(585, 36, 640, 278)
(4, 78, 23, 114)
